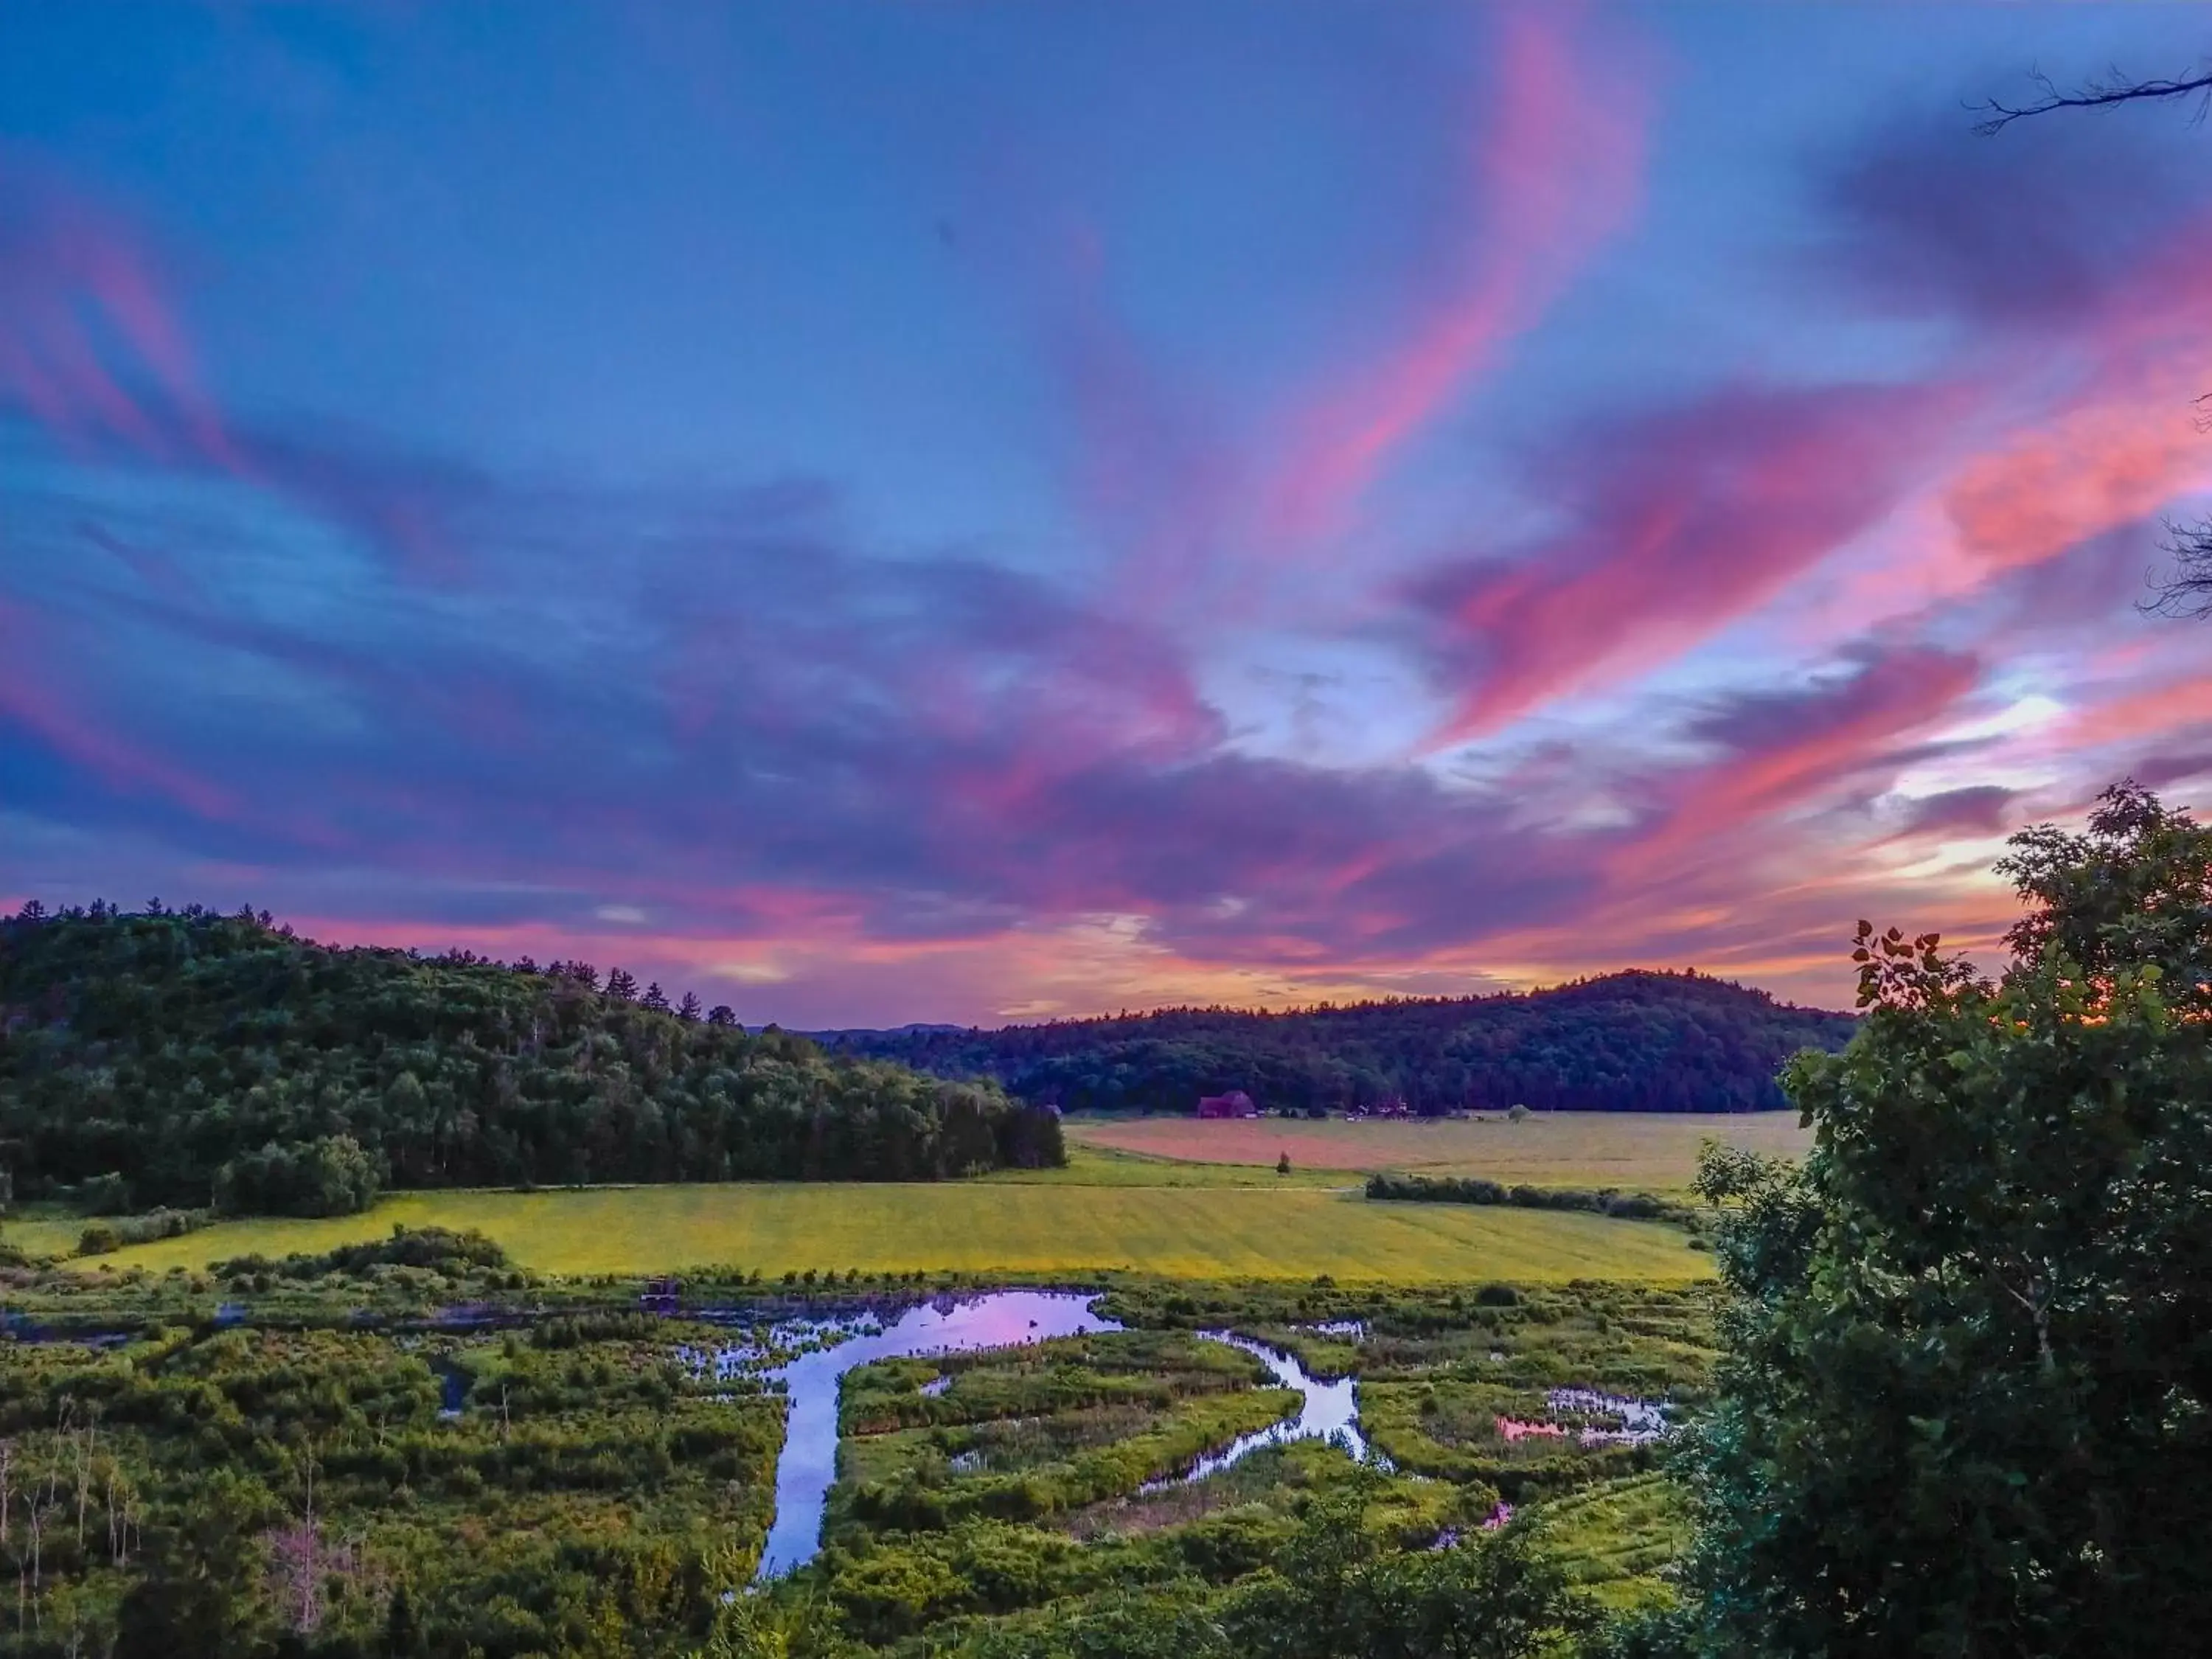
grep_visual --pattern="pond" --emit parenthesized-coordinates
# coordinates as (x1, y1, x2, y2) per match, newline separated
(754, 1290, 1121, 1578)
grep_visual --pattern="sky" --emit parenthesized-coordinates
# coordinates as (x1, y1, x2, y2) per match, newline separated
(8, 2, 2212, 1027)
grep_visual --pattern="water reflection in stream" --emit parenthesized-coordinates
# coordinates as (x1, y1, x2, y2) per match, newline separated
(754, 1291, 1119, 1579)
(750, 1295, 1382, 1578)
(1140, 1330, 1383, 1489)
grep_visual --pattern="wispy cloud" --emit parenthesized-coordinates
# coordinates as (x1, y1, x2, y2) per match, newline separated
(1263, 3, 1655, 540)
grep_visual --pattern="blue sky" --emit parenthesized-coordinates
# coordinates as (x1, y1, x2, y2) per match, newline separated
(9, 2, 2212, 1024)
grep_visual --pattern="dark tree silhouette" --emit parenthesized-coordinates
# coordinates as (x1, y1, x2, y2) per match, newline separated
(2146, 512, 2212, 619)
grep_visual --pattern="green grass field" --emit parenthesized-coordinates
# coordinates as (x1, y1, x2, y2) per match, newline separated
(7, 1214, 83, 1259)
(1, 1149, 1342, 1262)
(60, 1175, 1714, 1283)
(1066, 1110, 1812, 1191)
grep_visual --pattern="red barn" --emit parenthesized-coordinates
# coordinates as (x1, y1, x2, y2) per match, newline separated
(1197, 1090, 1259, 1119)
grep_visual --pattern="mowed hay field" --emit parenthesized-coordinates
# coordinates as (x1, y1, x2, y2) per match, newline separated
(77, 1177, 1713, 1283)
(1066, 1110, 1813, 1192)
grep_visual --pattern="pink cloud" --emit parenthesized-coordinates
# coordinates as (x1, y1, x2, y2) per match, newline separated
(1428, 381, 1969, 740)
(1407, 136, 2212, 742)
(1837, 205, 2212, 625)
(0, 156, 241, 473)
(2063, 672, 2212, 750)
(1942, 223, 2212, 574)
(1265, 4, 1653, 540)
(0, 597, 237, 822)
(1947, 394, 2212, 574)
(0, 158, 490, 587)
(1615, 647, 1986, 878)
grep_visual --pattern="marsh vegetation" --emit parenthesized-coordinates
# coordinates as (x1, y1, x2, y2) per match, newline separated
(0, 1259, 1711, 1657)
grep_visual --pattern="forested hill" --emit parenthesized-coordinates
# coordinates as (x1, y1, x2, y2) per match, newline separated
(824, 970, 1857, 1116)
(0, 903, 1063, 1216)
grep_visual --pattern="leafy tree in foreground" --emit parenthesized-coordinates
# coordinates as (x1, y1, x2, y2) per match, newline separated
(1683, 782, 2212, 1655)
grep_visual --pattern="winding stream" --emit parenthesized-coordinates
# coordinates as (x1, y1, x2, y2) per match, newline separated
(1141, 1330, 1381, 1489)
(751, 1294, 1377, 1577)
(754, 1290, 1121, 1579)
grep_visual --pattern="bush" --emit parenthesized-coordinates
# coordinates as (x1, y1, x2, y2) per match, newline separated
(212, 1224, 509, 1282)
(105, 1208, 214, 1246)
(77, 1221, 122, 1256)
(1364, 1172, 1687, 1224)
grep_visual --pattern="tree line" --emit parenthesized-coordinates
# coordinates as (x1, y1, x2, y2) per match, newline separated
(0, 905, 1064, 1217)
(828, 970, 1855, 1116)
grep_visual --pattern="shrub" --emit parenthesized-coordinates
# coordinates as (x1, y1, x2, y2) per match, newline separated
(1364, 1172, 1687, 1224)
(112, 1207, 212, 1245)
(212, 1224, 509, 1282)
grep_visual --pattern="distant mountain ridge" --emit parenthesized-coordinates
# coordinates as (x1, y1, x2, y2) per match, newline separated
(821, 969, 1857, 1116)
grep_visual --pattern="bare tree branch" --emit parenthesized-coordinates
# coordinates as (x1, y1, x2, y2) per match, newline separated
(1973, 63, 2212, 135)
(2141, 516, 2212, 619)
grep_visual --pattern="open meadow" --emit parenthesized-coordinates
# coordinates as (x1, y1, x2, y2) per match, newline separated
(1066, 1109, 1813, 1189)
(55, 1162, 1714, 1283)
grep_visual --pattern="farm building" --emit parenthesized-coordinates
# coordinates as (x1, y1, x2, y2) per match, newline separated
(1196, 1089, 1259, 1119)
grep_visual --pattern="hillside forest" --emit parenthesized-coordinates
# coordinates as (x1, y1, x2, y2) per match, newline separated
(826, 971, 1855, 1116)
(0, 905, 1066, 1217)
